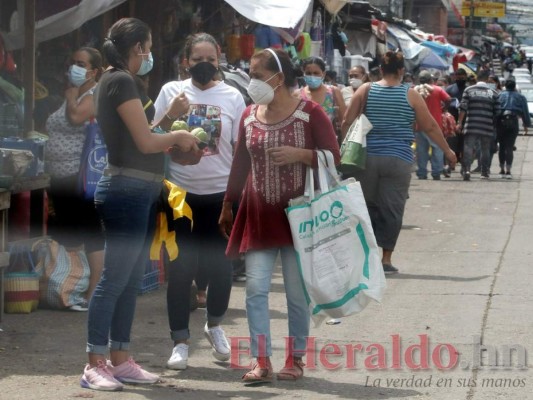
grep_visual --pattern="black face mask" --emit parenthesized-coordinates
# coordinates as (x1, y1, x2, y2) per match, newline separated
(456, 79, 466, 88)
(189, 62, 218, 85)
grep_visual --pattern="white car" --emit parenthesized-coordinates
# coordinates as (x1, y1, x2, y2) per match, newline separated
(513, 68, 531, 75)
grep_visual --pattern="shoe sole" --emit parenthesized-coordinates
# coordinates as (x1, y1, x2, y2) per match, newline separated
(114, 376, 159, 384)
(80, 377, 123, 391)
(204, 331, 231, 362)
(166, 361, 187, 370)
(384, 270, 399, 275)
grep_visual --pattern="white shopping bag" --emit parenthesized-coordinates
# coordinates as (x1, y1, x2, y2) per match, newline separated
(286, 151, 386, 325)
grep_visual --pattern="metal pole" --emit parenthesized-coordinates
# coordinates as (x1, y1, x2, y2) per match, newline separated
(468, 1, 475, 47)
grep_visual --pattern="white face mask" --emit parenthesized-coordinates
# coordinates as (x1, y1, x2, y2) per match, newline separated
(349, 78, 363, 89)
(247, 73, 280, 105)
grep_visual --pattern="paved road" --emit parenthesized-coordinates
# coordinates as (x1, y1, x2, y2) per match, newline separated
(0, 136, 532, 400)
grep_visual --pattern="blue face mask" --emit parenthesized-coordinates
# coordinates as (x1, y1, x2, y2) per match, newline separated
(137, 52, 153, 76)
(304, 75, 323, 89)
(68, 64, 88, 87)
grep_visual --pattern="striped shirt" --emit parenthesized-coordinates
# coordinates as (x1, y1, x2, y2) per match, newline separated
(365, 83, 415, 163)
(459, 82, 500, 137)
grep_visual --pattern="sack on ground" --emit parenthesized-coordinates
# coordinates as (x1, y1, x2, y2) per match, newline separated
(33, 238, 90, 309)
(4, 244, 39, 313)
(286, 151, 386, 325)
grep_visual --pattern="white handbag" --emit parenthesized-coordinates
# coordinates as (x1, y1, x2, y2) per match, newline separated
(286, 150, 386, 325)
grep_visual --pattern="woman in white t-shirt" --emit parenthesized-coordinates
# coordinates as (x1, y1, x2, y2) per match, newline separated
(153, 33, 246, 371)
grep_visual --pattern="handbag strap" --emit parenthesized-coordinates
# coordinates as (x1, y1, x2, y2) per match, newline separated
(305, 150, 341, 201)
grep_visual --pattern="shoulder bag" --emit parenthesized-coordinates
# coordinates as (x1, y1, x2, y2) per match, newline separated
(286, 150, 386, 325)
(338, 83, 372, 174)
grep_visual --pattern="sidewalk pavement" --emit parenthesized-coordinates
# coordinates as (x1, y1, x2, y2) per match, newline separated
(0, 137, 532, 400)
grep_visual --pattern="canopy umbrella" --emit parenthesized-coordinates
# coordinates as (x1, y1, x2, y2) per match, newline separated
(1, 0, 127, 50)
(224, 0, 312, 28)
(419, 50, 450, 71)
(458, 63, 476, 77)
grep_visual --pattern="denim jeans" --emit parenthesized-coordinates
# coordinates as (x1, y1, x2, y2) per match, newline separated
(415, 131, 444, 178)
(86, 175, 162, 355)
(245, 247, 310, 358)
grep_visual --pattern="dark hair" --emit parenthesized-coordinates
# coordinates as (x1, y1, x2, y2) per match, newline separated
(455, 68, 467, 77)
(102, 18, 151, 71)
(477, 70, 489, 81)
(183, 32, 221, 60)
(381, 50, 405, 76)
(325, 70, 337, 80)
(301, 57, 326, 72)
(251, 48, 297, 87)
(78, 47, 103, 81)
(505, 79, 516, 91)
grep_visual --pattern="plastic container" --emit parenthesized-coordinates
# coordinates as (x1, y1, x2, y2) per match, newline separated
(310, 41, 322, 58)
(139, 260, 160, 295)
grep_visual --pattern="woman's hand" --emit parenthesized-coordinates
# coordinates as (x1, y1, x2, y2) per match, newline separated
(218, 201, 234, 240)
(167, 92, 190, 119)
(444, 149, 457, 169)
(171, 130, 199, 152)
(266, 146, 305, 166)
(167, 130, 202, 165)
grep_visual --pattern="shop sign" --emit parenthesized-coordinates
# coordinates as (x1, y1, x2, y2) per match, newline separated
(460, 1, 506, 18)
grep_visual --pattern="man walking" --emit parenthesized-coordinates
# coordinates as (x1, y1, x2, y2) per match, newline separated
(415, 70, 451, 180)
(457, 71, 500, 181)
(497, 79, 531, 179)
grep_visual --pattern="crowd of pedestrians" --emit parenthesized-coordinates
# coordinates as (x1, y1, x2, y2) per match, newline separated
(38, 14, 532, 394)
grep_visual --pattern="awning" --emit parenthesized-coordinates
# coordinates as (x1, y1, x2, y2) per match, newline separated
(1, 0, 127, 50)
(224, 0, 312, 29)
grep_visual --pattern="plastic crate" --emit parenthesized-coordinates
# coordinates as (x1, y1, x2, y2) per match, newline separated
(138, 260, 160, 295)
(0, 103, 23, 138)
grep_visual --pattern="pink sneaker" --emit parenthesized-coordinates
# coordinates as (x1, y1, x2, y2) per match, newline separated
(80, 360, 123, 391)
(107, 358, 159, 384)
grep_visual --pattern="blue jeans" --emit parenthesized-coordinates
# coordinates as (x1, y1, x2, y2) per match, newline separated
(415, 131, 444, 178)
(244, 247, 310, 358)
(86, 175, 162, 355)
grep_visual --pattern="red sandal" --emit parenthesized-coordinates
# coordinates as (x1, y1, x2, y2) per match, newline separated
(277, 357, 305, 381)
(242, 357, 273, 382)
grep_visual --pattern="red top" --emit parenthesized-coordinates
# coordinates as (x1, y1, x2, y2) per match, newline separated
(224, 100, 341, 258)
(425, 84, 451, 129)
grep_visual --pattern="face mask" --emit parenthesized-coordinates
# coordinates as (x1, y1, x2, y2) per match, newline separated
(68, 65, 89, 87)
(304, 75, 323, 89)
(189, 62, 218, 85)
(456, 79, 466, 88)
(247, 73, 280, 105)
(487, 83, 497, 90)
(349, 78, 363, 89)
(137, 52, 153, 76)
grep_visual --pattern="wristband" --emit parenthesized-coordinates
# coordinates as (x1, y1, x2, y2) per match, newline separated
(165, 112, 176, 121)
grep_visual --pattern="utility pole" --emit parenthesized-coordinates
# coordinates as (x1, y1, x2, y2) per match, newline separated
(468, 1, 475, 47)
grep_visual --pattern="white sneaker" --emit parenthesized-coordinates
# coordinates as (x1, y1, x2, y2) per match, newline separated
(204, 323, 230, 361)
(166, 343, 189, 370)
